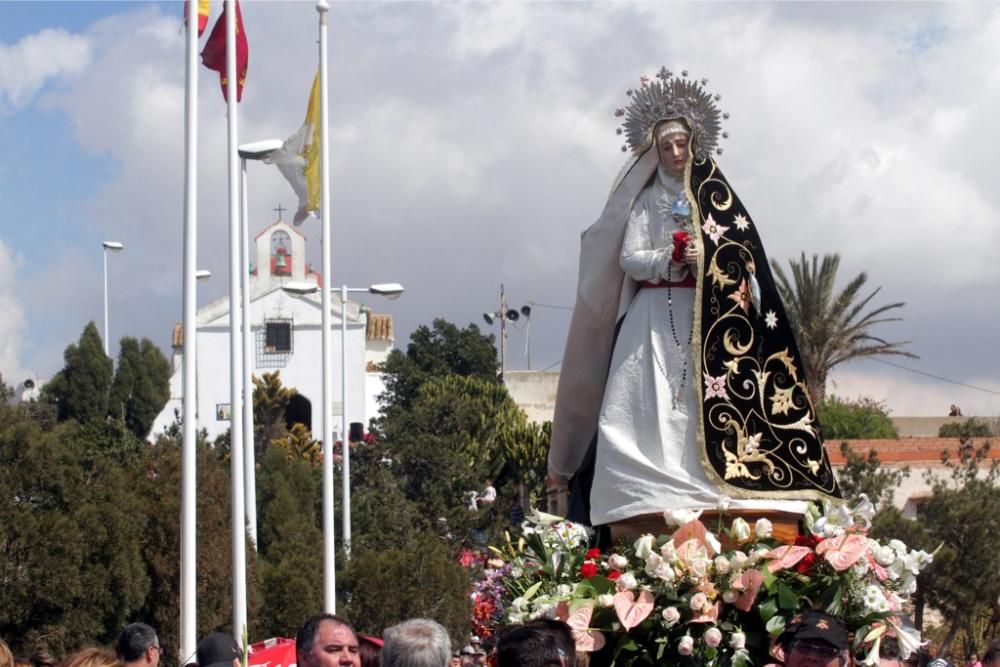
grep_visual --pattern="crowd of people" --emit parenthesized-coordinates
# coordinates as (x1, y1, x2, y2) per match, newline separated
(3, 613, 1000, 667)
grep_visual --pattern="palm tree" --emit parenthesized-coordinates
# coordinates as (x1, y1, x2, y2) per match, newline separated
(770, 252, 917, 406)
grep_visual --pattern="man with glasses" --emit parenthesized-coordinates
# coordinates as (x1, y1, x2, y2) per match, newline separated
(779, 611, 851, 667)
(116, 623, 163, 667)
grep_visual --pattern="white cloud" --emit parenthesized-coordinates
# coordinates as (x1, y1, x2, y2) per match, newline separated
(0, 28, 91, 111)
(0, 240, 31, 387)
(9, 2, 1000, 417)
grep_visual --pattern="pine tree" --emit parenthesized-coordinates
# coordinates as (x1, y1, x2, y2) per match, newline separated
(44, 322, 114, 424)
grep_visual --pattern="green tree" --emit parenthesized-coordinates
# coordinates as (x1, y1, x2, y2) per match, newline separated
(44, 322, 114, 424)
(253, 371, 298, 457)
(770, 253, 915, 405)
(835, 442, 909, 511)
(341, 533, 471, 644)
(379, 319, 498, 410)
(0, 400, 149, 656)
(818, 395, 898, 440)
(918, 444, 1000, 658)
(938, 418, 992, 438)
(108, 337, 171, 438)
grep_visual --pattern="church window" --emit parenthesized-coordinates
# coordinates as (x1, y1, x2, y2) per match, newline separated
(265, 320, 292, 353)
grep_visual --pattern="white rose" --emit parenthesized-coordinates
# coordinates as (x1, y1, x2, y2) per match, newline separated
(556, 584, 573, 597)
(677, 636, 694, 656)
(689, 592, 709, 612)
(664, 508, 703, 526)
(645, 552, 664, 575)
(722, 591, 739, 604)
(730, 551, 749, 569)
(730, 632, 747, 650)
(704, 628, 723, 648)
(597, 593, 615, 608)
(661, 540, 678, 563)
(608, 554, 629, 571)
(619, 572, 638, 591)
(714, 556, 731, 575)
(755, 518, 773, 539)
(662, 606, 681, 626)
(634, 534, 655, 559)
(730, 518, 751, 542)
(653, 560, 676, 582)
(749, 544, 770, 564)
(717, 496, 733, 512)
(511, 597, 529, 612)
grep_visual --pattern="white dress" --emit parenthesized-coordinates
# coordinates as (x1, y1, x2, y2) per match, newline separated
(589, 166, 805, 525)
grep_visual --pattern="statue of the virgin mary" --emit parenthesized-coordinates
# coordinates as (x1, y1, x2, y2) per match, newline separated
(549, 69, 841, 532)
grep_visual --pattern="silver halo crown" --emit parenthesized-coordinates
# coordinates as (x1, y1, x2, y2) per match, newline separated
(614, 67, 729, 159)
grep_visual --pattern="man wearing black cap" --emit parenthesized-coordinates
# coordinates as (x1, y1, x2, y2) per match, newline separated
(196, 633, 242, 667)
(779, 611, 851, 667)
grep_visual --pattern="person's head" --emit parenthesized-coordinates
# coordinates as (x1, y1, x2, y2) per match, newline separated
(779, 611, 850, 667)
(30, 651, 56, 667)
(448, 656, 461, 667)
(117, 623, 162, 667)
(59, 648, 121, 667)
(195, 633, 241, 667)
(1, 639, 14, 667)
(497, 625, 565, 667)
(358, 637, 383, 667)
(983, 640, 1000, 667)
(381, 619, 451, 667)
(970, 655, 980, 664)
(297, 614, 360, 667)
(655, 119, 691, 176)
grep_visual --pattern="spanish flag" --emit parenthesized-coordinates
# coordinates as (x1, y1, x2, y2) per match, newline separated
(200, 0, 249, 102)
(265, 72, 321, 225)
(183, 0, 210, 36)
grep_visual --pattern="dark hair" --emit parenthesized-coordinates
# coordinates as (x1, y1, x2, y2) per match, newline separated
(983, 640, 1000, 667)
(117, 624, 159, 662)
(30, 651, 57, 667)
(523, 621, 573, 666)
(358, 637, 381, 667)
(496, 626, 562, 667)
(296, 614, 357, 661)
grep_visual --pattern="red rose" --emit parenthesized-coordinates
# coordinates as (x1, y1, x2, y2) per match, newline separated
(585, 548, 601, 560)
(607, 570, 621, 581)
(672, 231, 691, 262)
(796, 552, 817, 574)
(580, 562, 598, 578)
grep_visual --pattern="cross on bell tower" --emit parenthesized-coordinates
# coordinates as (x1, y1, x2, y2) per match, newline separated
(274, 204, 286, 221)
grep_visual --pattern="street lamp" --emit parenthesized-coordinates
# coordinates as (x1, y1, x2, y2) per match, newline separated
(283, 280, 404, 556)
(238, 138, 282, 549)
(102, 241, 124, 356)
(196, 269, 212, 281)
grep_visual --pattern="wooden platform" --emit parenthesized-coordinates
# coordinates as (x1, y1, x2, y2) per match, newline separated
(608, 509, 803, 549)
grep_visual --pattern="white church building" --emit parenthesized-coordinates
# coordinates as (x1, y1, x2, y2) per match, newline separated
(151, 216, 396, 442)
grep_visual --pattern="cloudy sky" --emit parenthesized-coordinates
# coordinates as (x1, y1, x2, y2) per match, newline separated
(2, 1, 999, 417)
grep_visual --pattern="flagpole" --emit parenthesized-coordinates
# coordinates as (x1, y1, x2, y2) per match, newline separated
(225, 0, 248, 641)
(317, 0, 336, 614)
(180, 0, 199, 661)
(240, 157, 257, 548)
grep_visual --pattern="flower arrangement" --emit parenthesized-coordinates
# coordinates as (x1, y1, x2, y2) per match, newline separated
(472, 497, 931, 666)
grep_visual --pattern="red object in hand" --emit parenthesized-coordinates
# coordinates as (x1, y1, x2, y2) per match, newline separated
(672, 231, 691, 262)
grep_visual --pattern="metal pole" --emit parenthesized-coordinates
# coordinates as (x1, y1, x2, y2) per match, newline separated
(103, 247, 110, 356)
(317, 0, 337, 613)
(240, 157, 257, 547)
(225, 0, 248, 640)
(180, 0, 199, 659)
(499, 283, 507, 381)
(341, 284, 350, 557)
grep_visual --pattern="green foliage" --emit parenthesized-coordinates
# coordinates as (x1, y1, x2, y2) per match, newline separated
(379, 319, 497, 409)
(770, 253, 915, 405)
(341, 532, 471, 644)
(253, 371, 297, 457)
(818, 395, 898, 440)
(917, 443, 1000, 657)
(835, 442, 909, 511)
(252, 447, 324, 638)
(44, 322, 114, 424)
(938, 418, 992, 438)
(108, 337, 171, 438)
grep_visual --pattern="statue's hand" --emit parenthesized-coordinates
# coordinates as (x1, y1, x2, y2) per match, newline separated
(684, 241, 700, 269)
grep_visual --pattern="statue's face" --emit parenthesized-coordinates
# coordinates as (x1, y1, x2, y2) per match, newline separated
(657, 131, 690, 176)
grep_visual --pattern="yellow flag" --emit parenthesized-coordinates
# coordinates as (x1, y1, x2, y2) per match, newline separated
(266, 71, 321, 225)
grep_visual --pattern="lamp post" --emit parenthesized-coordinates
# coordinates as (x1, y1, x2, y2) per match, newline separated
(283, 281, 404, 557)
(102, 241, 124, 356)
(238, 139, 282, 548)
